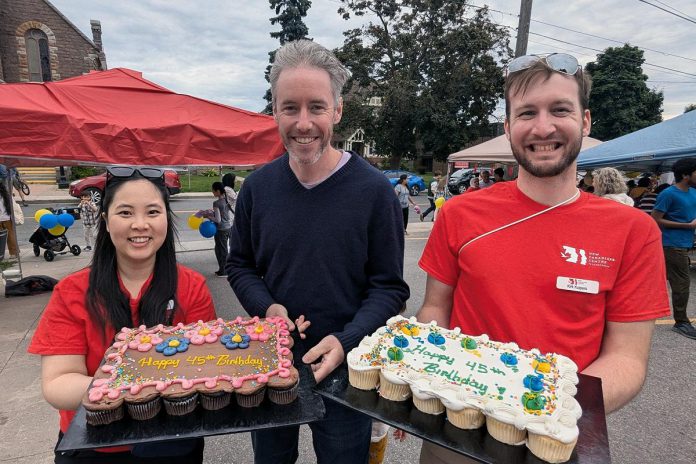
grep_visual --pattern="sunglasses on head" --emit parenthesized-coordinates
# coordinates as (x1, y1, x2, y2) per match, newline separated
(506, 53, 580, 76)
(106, 166, 165, 180)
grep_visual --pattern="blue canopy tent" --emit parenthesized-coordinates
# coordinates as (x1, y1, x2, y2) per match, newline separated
(577, 110, 696, 172)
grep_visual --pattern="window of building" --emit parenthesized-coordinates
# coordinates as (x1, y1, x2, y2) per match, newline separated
(25, 29, 52, 82)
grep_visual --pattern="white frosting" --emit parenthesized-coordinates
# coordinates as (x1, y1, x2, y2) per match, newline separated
(348, 316, 582, 444)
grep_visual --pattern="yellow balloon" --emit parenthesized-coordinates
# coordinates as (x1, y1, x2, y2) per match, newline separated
(187, 215, 204, 230)
(34, 209, 52, 223)
(435, 197, 446, 209)
(48, 224, 66, 236)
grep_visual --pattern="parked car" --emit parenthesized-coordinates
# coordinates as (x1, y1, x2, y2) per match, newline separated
(448, 168, 479, 194)
(69, 169, 182, 204)
(383, 170, 427, 196)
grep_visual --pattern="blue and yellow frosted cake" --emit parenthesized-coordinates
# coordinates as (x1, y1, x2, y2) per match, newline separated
(347, 316, 582, 463)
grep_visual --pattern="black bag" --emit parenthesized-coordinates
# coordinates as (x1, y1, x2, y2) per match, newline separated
(4, 275, 58, 297)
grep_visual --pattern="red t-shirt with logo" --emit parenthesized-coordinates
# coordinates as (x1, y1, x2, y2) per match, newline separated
(28, 264, 216, 443)
(419, 181, 670, 370)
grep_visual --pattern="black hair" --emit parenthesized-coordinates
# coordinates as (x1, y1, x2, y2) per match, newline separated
(212, 181, 224, 193)
(673, 158, 696, 181)
(655, 183, 671, 194)
(637, 177, 651, 188)
(0, 181, 10, 215)
(222, 173, 236, 191)
(626, 179, 636, 189)
(494, 167, 504, 177)
(86, 174, 179, 341)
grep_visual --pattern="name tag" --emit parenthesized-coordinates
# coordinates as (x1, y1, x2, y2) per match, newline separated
(556, 276, 599, 294)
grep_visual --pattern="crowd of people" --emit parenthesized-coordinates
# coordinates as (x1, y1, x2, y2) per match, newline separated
(12, 40, 694, 464)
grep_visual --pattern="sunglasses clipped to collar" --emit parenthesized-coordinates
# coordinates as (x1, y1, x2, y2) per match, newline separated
(106, 166, 165, 181)
(506, 53, 581, 76)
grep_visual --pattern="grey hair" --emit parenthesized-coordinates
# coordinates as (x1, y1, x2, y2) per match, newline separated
(270, 40, 351, 107)
(593, 167, 628, 196)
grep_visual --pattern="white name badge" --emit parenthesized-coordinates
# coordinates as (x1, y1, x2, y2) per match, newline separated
(556, 276, 599, 294)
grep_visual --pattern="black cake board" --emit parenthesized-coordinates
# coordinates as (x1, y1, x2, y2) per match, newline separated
(315, 365, 611, 464)
(57, 358, 325, 451)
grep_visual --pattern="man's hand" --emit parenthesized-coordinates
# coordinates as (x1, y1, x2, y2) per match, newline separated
(302, 335, 344, 383)
(266, 303, 295, 331)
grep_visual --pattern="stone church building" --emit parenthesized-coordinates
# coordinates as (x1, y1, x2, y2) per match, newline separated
(0, 0, 107, 83)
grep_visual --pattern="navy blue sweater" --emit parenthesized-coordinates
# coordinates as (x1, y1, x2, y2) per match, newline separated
(226, 153, 410, 352)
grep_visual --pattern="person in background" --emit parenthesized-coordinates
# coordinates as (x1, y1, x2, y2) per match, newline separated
(395, 174, 417, 234)
(78, 192, 99, 251)
(493, 167, 505, 182)
(479, 170, 495, 188)
(629, 176, 651, 204)
(651, 158, 696, 340)
(638, 183, 669, 214)
(28, 166, 216, 463)
(420, 172, 440, 222)
(417, 52, 669, 463)
(9, 167, 28, 206)
(466, 176, 481, 192)
(211, 181, 233, 277)
(593, 167, 634, 206)
(226, 39, 409, 464)
(0, 181, 19, 260)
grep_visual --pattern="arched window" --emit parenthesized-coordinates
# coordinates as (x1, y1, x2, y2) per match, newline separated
(25, 29, 52, 82)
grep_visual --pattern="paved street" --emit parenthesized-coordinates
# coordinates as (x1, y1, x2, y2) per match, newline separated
(0, 186, 694, 463)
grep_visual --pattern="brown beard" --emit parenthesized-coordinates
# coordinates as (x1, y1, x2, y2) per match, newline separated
(511, 131, 583, 178)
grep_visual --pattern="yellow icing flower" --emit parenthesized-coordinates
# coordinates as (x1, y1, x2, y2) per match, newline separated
(400, 324, 420, 336)
(533, 359, 551, 373)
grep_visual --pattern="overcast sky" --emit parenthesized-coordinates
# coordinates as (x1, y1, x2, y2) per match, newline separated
(50, 0, 696, 119)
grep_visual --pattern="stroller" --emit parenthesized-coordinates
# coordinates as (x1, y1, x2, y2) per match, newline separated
(29, 207, 82, 262)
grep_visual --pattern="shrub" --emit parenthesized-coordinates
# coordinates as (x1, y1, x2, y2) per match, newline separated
(70, 166, 100, 180)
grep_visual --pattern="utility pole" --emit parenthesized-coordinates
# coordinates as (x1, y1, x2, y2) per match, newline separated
(515, 0, 533, 57)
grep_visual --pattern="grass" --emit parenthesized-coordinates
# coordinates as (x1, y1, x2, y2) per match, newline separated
(179, 171, 252, 193)
(0, 259, 17, 273)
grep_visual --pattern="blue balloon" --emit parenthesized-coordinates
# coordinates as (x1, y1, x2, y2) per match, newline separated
(39, 213, 59, 229)
(57, 213, 75, 228)
(199, 220, 216, 238)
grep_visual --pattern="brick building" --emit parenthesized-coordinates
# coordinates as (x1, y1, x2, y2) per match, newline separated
(0, 0, 107, 83)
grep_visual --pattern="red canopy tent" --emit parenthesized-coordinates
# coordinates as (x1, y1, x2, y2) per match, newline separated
(0, 68, 284, 167)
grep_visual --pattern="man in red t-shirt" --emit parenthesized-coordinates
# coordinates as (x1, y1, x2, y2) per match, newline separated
(417, 54, 670, 463)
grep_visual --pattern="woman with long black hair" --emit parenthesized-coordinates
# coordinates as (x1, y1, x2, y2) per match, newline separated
(29, 167, 216, 463)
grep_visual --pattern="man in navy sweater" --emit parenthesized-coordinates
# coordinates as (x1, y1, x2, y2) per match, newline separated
(225, 40, 409, 464)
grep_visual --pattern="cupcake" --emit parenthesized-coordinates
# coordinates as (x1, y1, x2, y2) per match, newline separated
(526, 433, 577, 463)
(236, 387, 266, 407)
(348, 367, 380, 391)
(200, 391, 232, 410)
(84, 405, 124, 426)
(411, 388, 445, 415)
(486, 416, 526, 445)
(268, 383, 299, 405)
(126, 396, 162, 420)
(446, 407, 486, 429)
(162, 393, 199, 416)
(378, 371, 411, 401)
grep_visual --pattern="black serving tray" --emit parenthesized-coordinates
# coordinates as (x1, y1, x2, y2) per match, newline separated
(57, 342, 324, 451)
(315, 365, 610, 464)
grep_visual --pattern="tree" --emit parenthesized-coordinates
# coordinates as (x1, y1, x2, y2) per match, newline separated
(336, 0, 510, 165)
(684, 104, 696, 113)
(585, 45, 663, 141)
(262, 0, 312, 113)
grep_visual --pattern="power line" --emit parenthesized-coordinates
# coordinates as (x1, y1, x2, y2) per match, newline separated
(637, 0, 696, 25)
(652, 0, 696, 21)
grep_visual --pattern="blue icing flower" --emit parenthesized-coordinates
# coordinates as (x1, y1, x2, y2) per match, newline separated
(220, 333, 250, 350)
(523, 374, 544, 392)
(155, 341, 169, 353)
(163, 346, 177, 356)
(427, 332, 445, 346)
(500, 352, 518, 366)
(156, 337, 189, 356)
(394, 335, 409, 348)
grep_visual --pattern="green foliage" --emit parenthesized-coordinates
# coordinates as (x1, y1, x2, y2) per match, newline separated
(684, 104, 696, 113)
(180, 172, 251, 193)
(199, 168, 219, 177)
(70, 166, 100, 180)
(336, 0, 510, 162)
(586, 45, 663, 141)
(263, 0, 313, 113)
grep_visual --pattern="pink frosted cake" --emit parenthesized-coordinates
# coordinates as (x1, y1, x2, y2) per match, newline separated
(347, 316, 582, 463)
(83, 316, 298, 425)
